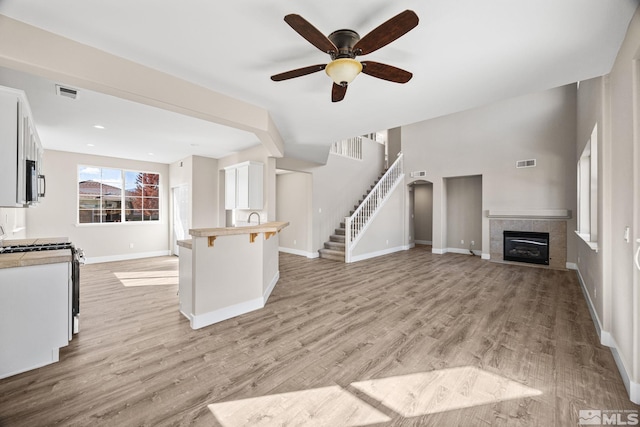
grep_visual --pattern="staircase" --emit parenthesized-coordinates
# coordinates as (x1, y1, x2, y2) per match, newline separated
(318, 170, 388, 262)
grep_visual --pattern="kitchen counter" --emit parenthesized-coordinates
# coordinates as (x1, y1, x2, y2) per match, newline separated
(0, 237, 72, 269)
(178, 221, 289, 329)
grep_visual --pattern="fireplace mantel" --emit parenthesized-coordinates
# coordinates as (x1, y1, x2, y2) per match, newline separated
(486, 209, 571, 219)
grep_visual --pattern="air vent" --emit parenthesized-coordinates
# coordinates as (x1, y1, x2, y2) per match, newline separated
(516, 159, 536, 168)
(55, 84, 78, 99)
(411, 171, 427, 178)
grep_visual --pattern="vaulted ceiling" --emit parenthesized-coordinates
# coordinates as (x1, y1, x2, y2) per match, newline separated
(0, 1, 637, 164)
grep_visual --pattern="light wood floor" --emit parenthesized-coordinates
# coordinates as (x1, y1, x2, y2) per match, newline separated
(0, 246, 637, 426)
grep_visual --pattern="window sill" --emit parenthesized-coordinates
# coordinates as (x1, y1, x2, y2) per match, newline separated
(575, 231, 599, 253)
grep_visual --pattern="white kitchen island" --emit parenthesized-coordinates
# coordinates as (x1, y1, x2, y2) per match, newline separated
(177, 221, 288, 329)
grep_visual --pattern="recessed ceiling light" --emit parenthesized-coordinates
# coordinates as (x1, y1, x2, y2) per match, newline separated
(148, 153, 154, 156)
(93, 124, 105, 129)
(87, 143, 95, 147)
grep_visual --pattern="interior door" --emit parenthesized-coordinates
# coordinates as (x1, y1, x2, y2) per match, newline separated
(172, 185, 189, 256)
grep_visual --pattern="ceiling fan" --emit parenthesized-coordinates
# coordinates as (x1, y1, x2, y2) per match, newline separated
(270, 10, 419, 102)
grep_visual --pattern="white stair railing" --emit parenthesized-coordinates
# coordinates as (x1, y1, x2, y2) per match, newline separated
(345, 153, 404, 262)
(329, 136, 363, 160)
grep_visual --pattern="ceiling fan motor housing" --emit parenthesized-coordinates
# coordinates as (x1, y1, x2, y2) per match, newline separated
(328, 29, 360, 59)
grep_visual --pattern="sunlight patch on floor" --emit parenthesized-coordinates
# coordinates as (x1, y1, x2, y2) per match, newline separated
(207, 385, 391, 427)
(207, 367, 542, 426)
(114, 271, 178, 287)
(351, 366, 542, 418)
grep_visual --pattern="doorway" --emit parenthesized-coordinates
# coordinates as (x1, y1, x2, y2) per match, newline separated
(410, 180, 433, 247)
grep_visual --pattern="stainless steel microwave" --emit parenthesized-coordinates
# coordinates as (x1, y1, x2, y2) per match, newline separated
(25, 159, 45, 204)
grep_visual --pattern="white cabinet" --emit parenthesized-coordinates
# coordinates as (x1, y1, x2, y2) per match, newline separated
(0, 90, 24, 207)
(0, 262, 71, 379)
(224, 161, 263, 210)
(0, 85, 44, 208)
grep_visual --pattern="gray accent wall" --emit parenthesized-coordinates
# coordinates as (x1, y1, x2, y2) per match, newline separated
(445, 175, 482, 252)
(276, 171, 312, 256)
(413, 182, 433, 244)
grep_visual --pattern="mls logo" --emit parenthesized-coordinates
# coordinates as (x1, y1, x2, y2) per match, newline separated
(579, 410, 601, 425)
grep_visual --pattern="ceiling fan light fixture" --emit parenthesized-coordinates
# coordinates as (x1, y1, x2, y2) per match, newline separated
(325, 58, 362, 85)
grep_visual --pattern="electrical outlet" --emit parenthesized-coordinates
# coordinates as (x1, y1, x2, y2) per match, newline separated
(293, 240, 296, 245)
(471, 241, 475, 246)
(129, 243, 134, 249)
(460, 240, 464, 245)
(594, 287, 597, 298)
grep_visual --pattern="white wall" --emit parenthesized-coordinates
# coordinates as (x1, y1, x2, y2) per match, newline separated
(276, 137, 385, 252)
(576, 6, 640, 403)
(26, 150, 170, 262)
(575, 76, 607, 335)
(0, 207, 26, 240)
(402, 84, 578, 260)
(350, 179, 405, 261)
(169, 155, 218, 229)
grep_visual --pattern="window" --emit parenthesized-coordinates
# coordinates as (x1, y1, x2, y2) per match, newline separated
(576, 124, 598, 251)
(78, 166, 159, 224)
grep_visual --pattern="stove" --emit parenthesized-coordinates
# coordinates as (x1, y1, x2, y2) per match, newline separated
(0, 242, 75, 254)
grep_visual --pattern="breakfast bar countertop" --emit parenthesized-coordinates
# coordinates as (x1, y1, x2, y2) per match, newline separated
(188, 221, 289, 238)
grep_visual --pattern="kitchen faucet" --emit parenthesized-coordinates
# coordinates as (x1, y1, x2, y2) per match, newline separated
(248, 211, 260, 225)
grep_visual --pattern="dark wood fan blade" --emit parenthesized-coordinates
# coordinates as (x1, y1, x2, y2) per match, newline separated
(332, 83, 347, 102)
(271, 64, 327, 81)
(353, 10, 419, 56)
(284, 14, 337, 54)
(361, 61, 412, 83)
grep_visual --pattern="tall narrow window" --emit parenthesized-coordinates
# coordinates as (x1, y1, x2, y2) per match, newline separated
(576, 124, 598, 250)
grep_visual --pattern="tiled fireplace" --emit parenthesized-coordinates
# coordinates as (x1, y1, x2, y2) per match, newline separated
(490, 218, 567, 269)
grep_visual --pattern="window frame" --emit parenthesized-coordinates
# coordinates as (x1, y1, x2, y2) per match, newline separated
(77, 165, 161, 225)
(575, 124, 598, 252)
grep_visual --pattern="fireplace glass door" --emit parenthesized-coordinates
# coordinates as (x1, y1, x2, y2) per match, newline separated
(503, 231, 549, 265)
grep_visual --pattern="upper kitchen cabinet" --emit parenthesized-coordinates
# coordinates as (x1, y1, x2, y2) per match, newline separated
(0, 85, 45, 208)
(224, 161, 263, 210)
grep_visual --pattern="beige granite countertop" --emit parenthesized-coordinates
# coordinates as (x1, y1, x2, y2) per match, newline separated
(188, 221, 289, 238)
(0, 237, 73, 269)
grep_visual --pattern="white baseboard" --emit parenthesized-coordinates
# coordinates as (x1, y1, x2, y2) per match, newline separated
(566, 262, 578, 270)
(432, 248, 446, 254)
(608, 334, 640, 404)
(446, 247, 479, 256)
(349, 245, 406, 263)
(191, 297, 263, 330)
(481, 253, 490, 260)
(263, 271, 279, 304)
(85, 250, 171, 264)
(279, 247, 318, 258)
(576, 269, 604, 341)
(576, 267, 640, 404)
(415, 240, 432, 245)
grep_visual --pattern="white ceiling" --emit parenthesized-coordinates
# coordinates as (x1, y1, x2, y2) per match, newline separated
(0, 0, 637, 164)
